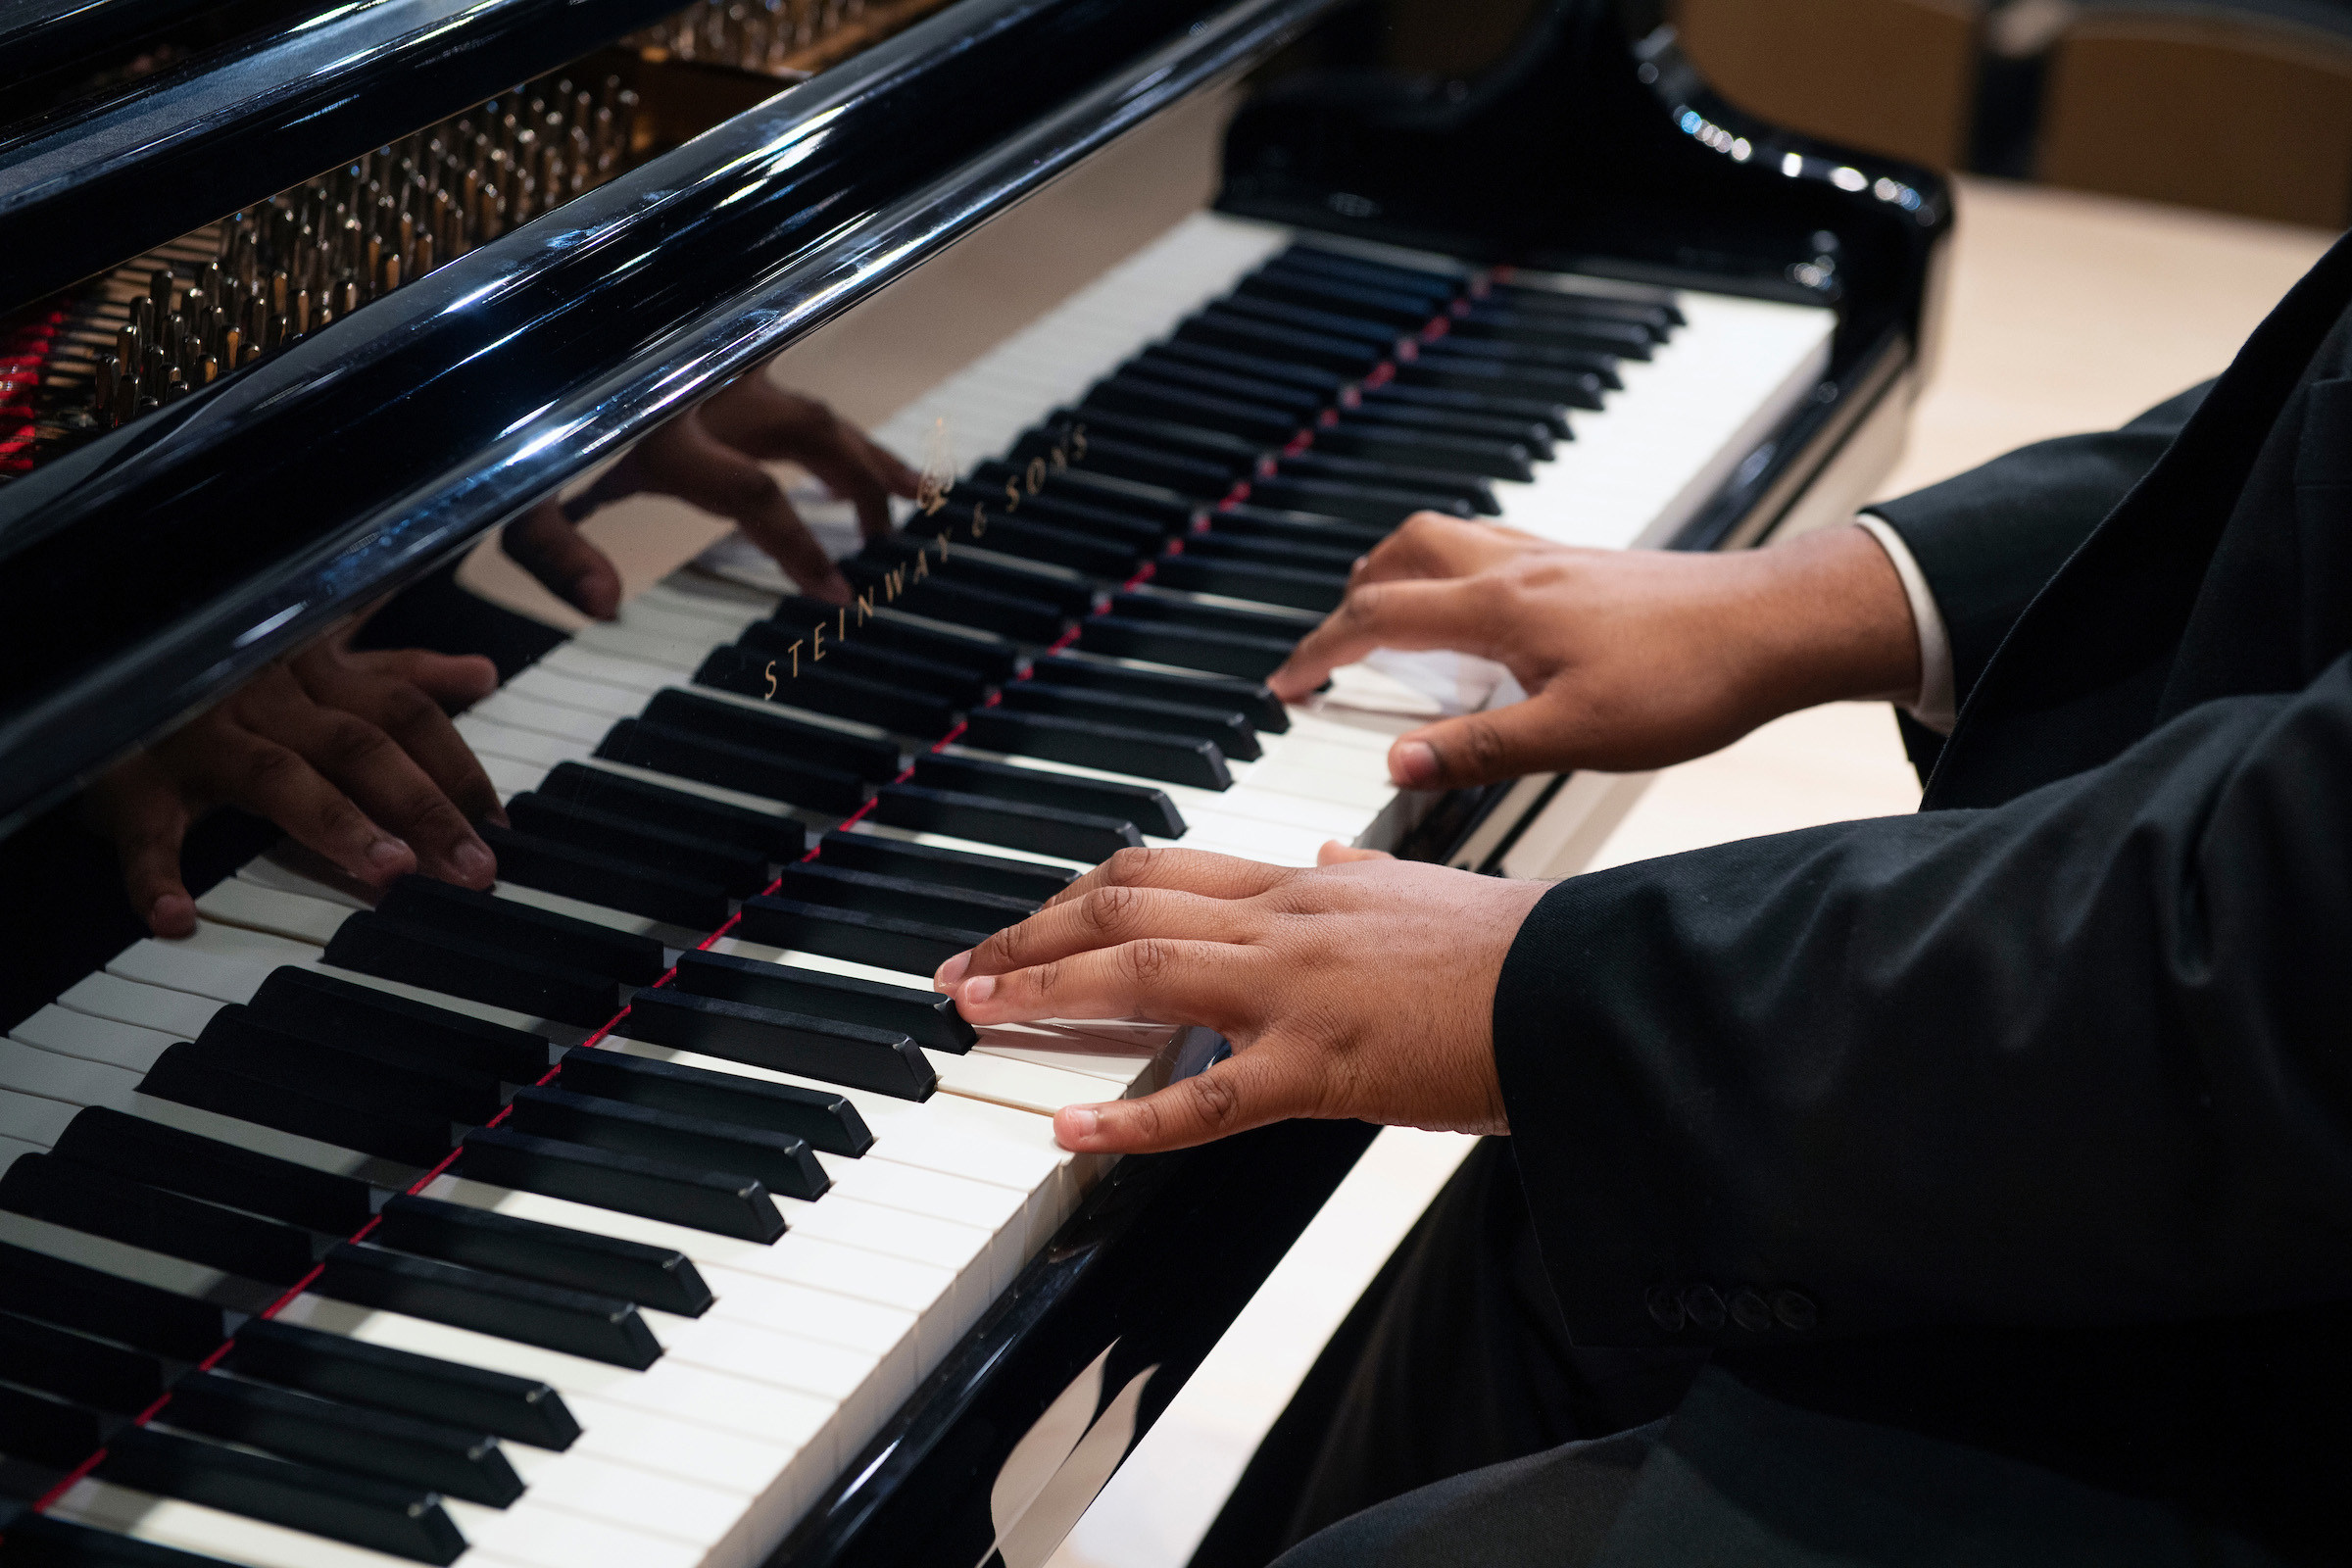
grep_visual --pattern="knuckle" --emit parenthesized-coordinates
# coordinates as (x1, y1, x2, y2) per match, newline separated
(1080, 883, 1145, 936)
(1101, 846, 1160, 886)
(1454, 718, 1508, 776)
(1117, 938, 1177, 986)
(1188, 1070, 1244, 1130)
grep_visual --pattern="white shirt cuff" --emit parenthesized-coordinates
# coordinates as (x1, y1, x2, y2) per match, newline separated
(1854, 514, 1956, 734)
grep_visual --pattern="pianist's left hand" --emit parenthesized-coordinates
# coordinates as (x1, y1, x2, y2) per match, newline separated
(84, 626, 504, 938)
(502, 374, 918, 614)
(932, 844, 1546, 1154)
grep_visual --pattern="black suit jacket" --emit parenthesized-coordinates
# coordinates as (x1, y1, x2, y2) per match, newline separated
(1493, 231, 2352, 1554)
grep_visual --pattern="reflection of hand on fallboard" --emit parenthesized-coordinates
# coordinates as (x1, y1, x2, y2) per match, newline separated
(84, 617, 504, 937)
(503, 371, 919, 614)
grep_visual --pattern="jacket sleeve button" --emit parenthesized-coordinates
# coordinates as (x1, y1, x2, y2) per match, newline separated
(1770, 1290, 1818, 1331)
(1645, 1287, 1688, 1332)
(1682, 1284, 1726, 1330)
(1729, 1287, 1773, 1332)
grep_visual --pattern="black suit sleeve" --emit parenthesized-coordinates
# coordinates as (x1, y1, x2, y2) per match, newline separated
(1493, 653, 2352, 1349)
(1873, 383, 2212, 708)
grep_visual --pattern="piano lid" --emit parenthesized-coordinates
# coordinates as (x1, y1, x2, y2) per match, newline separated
(0, 0, 1345, 837)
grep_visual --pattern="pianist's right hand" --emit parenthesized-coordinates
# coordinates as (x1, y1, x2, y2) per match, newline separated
(83, 626, 504, 938)
(1265, 513, 1924, 790)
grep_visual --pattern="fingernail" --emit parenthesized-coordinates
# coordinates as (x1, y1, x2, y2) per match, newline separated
(934, 950, 971, 988)
(1059, 1105, 1100, 1144)
(1392, 740, 1438, 787)
(451, 838, 496, 885)
(961, 974, 996, 1004)
(367, 837, 412, 870)
(150, 894, 195, 936)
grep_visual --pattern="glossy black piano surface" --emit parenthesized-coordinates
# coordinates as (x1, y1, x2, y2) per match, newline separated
(0, 3, 1947, 1565)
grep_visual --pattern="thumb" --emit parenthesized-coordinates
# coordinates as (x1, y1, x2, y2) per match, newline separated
(1388, 699, 1566, 790)
(1054, 1048, 1311, 1154)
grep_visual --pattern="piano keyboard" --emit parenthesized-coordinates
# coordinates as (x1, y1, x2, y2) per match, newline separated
(0, 218, 1833, 1568)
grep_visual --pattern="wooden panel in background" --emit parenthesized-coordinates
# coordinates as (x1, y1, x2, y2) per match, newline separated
(2038, 10, 2352, 229)
(1674, 0, 1986, 170)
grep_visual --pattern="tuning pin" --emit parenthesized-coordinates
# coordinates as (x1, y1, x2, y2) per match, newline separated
(163, 366, 186, 403)
(221, 325, 242, 367)
(119, 378, 143, 423)
(381, 253, 402, 293)
(293, 287, 311, 337)
(475, 186, 502, 243)
(314, 304, 334, 333)
(270, 312, 292, 349)
(339, 279, 359, 316)
(116, 318, 141, 368)
(92, 354, 118, 420)
(149, 269, 174, 318)
(270, 270, 288, 318)
(416, 232, 435, 274)
(199, 355, 219, 385)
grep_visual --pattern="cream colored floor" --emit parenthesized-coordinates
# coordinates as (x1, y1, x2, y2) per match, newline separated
(1045, 177, 2335, 1568)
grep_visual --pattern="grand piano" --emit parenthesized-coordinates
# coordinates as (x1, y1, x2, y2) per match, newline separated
(0, 3, 1950, 1564)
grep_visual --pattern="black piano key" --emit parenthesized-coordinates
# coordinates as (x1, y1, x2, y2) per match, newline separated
(1306, 425, 1534, 483)
(138, 1043, 450, 1167)
(1147, 554, 1347, 615)
(642, 688, 900, 780)
(506, 793, 768, 897)
(1084, 379, 1301, 445)
(194, 1008, 501, 1126)
(1142, 339, 1350, 398)
(1248, 474, 1475, 527)
(621, 987, 937, 1101)
(1335, 402, 1556, 458)
(1475, 287, 1680, 334)
(97, 1426, 466, 1565)
(474, 823, 730, 932)
(248, 968, 555, 1087)
(972, 461, 1200, 532)
(1358, 378, 1574, 436)
(915, 753, 1186, 839)
(1112, 588, 1321, 642)
(736, 620, 992, 707)
(1183, 528, 1361, 574)
(313, 1243, 662, 1371)
(0, 1243, 224, 1360)
(1033, 408, 1263, 473)
(372, 1193, 712, 1317)
(961, 708, 1231, 790)
(1208, 500, 1389, 554)
(895, 510, 1140, 583)
(869, 783, 1141, 863)
(772, 862, 1038, 935)
(1111, 358, 1329, 417)
(462, 1126, 785, 1245)
(1027, 651, 1290, 732)
(0, 1153, 314, 1286)
(686, 648, 958, 743)
(860, 537, 1098, 619)
(1234, 270, 1439, 328)
(556, 1047, 874, 1157)
(1419, 333, 1623, 379)
(597, 718, 868, 816)
(380, 874, 666, 985)
(673, 947, 978, 1054)
(1078, 616, 1296, 682)
(1176, 312, 1383, 375)
(0, 1510, 231, 1566)
(833, 564, 1066, 645)
(224, 1319, 579, 1449)
(165, 1370, 522, 1507)
(323, 912, 615, 1031)
(1275, 247, 1463, 302)
(738, 894, 985, 977)
(0, 1309, 165, 1414)
(539, 760, 807, 860)
(1445, 311, 1651, 358)
(1396, 354, 1609, 409)
(51, 1106, 374, 1234)
(0, 1383, 103, 1468)
(507, 1086, 827, 1202)
(1276, 448, 1500, 513)
(815, 832, 1075, 904)
(1000, 679, 1261, 760)
(1028, 431, 1236, 499)
(765, 595, 1019, 681)
(942, 485, 1167, 553)
(1212, 294, 1413, 352)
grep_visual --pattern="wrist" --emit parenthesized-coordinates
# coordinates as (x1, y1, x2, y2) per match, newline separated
(1735, 523, 1923, 715)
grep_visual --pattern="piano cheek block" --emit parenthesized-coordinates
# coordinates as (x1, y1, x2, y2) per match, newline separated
(324, 912, 620, 1029)
(620, 987, 937, 1101)
(314, 1244, 664, 1371)
(462, 1125, 787, 1245)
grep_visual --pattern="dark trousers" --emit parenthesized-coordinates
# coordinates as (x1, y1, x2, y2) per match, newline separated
(1193, 1139, 2315, 1568)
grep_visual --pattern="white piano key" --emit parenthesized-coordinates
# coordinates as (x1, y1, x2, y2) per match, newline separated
(483, 750, 548, 800)
(197, 876, 344, 946)
(43, 1478, 493, 1568)
(505, 663, 650, 719)
(0, 1087, 73, 1147)
(473, 689, 617, 746)
(108, 932, 277, 1003)
(452, 1499, 710, 1568)
(11, 1004, 181, 1072)
(0, 1035, 145, 1107)
(236, 852, 374, 909)
(452, 1451, 754, 1567)
(561, 1391, 800, 1496)
(59, 970, 224, 1037)
(1, 1131, 45, 1166)
(457, 714, 595, 772)
(539, 643, 673, 697)
(570, 618, 706, 671)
